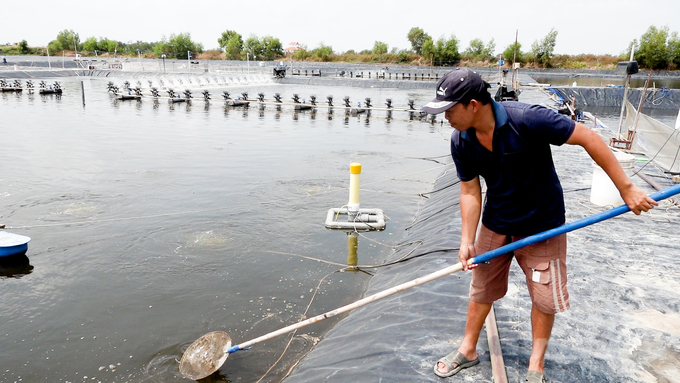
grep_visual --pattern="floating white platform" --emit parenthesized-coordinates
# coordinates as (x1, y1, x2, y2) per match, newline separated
(324, 208, 386, 231)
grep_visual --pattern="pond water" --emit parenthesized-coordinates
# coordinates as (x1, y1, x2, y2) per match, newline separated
(0, 77, 449, 382)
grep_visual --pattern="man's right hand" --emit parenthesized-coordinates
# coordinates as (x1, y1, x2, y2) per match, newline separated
(459, 243, 478, 271)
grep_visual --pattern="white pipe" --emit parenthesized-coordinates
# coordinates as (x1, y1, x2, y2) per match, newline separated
(348, 162, 361, 213)
(324, 208, 386, 231)
(330, 208, 383, 215)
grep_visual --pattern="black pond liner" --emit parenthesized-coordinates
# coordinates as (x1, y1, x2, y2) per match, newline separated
(283, 120, 680, 382)
(549, 86, 680, 111)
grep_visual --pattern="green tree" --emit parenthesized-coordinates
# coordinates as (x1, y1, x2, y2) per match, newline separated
(464, 38, 484, 59)
(96, 38, 118, 53)
(48, 29, 80, 52)
(97, 38, 109, 52)
(225, 37, 243, 59)
(122, 41, 156, 56)
(421, 36, 435, 63)
(58, 29, 81, 51)
(464, 38, 495, 61)
(531, 28, 558, 67)
(396, 49, 413, 63)
(153, 33, 203, 59)
(487, 39, 496, 59)
(261, 36, 283, 60)
(18, 40, 29, 54)
(312, 43, 333, 61)
(433, 35, 460, 65)
(153, 40, 170, 57)
(218, 30, 238, 49)
(636, 25, 669, 69)
(422, 35, 458, 66)
(503, 42, 523, 64)
(82, 37, 98, 53)
(373, 41, 388, 60)
(47, 41, 60, 54)
(668, 31, 680, 69)
(243, 35, 263, 59)
(218, 30, 243, 59)
(292, 44, 311, 60)
(407, 27, 429, 55)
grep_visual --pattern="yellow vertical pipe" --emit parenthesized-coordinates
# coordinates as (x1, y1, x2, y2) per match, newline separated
(347, 232, 358, 269)
(348, 162, 361, 212)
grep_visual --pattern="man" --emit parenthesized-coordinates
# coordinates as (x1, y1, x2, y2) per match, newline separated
(422, 68, 656, 382)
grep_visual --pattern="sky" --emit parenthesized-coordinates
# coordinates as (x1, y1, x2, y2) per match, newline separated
(3, 0, 680, 57)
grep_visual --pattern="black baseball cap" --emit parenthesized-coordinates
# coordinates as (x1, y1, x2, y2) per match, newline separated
(422, 68, 489, 114)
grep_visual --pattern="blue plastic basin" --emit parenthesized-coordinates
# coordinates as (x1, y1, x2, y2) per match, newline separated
(0, 231, 31, 257)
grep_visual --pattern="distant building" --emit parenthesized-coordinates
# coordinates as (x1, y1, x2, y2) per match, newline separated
(284, 42, 302, 54)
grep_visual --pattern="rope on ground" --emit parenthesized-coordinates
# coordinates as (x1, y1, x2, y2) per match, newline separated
(650, 87, 673, 106)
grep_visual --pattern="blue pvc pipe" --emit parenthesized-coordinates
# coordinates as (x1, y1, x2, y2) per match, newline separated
(470, 183, 680, 265)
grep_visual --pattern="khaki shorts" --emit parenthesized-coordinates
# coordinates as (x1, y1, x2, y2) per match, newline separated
(470, 224, 569, 314)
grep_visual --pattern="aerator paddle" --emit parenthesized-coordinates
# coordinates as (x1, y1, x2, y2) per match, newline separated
(179, 184, 680, 380)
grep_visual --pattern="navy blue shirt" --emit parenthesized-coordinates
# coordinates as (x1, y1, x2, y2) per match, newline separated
(451, 101, 576, 236)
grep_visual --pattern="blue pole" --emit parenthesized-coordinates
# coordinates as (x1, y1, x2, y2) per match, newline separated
(470, 183, 680, 265)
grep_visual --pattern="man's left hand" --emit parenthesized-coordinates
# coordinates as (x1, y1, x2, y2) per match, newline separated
(621, 184, 658, 215)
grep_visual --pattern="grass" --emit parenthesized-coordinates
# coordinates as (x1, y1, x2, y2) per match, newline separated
(196, 50, 224, 60)
(549, 54, 620, 70)
(0, 44, 38, 55)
